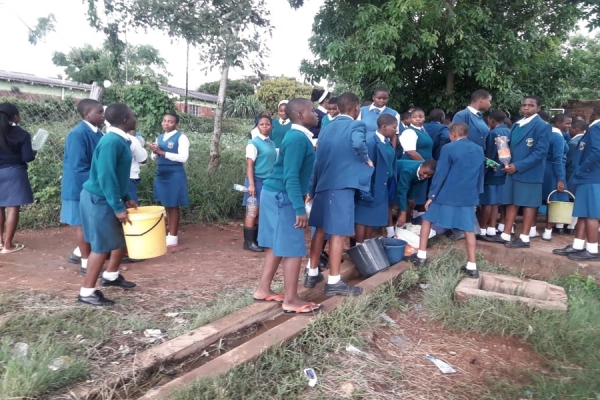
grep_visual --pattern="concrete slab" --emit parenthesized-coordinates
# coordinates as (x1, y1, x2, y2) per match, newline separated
(139, 262, 411, 400)
(69, 260, 359, 399)
(455, 272, 568, 311)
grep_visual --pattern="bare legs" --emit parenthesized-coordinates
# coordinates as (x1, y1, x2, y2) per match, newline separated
(354, 224, 373, 243)
(76, 226, 91, 260)
(165, 207, 180, 236)
(0, 206, 20, 249)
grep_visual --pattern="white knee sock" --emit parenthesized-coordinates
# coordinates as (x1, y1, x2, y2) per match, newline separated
(480, 228, 487, 236)
(81, 259, 88, 270)
(498, 223, 505, 232)
(102, 271, 119, 281)
(486, 227, 496, 236)
(417, 250, 427, 259)
(328, 274, 341, 285)
(586, 242, 598, 254)
(520, 234, 530, 243)
(386, 226, 395, 237)
(466, 261, 477, 270)
(543, 229, 552, 240)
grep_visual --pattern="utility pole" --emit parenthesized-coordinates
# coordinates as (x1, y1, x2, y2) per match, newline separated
(184, 40, 190, 114)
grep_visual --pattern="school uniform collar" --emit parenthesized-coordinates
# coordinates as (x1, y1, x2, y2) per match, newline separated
(163, 130, 180, 139)
(369, 103, 387, 113)
(467, 106, 482, 117)
(255, 133, 271, 142)
(375, 131, 386, 143)
(83, 120, 99, 133)
(279, 118, 290, 125)
(416, 165, 422, 180)
(291, 124, 314, 141)
(517, 114, 538, 127)
(551, 127, 564, 135)
(590, 119, 600, 127)
(409, 124, 423, 131)
(327, 114, 336, 121)
(337, 114, 355, 120)
(572, 133, 584, 140)
(317, 105, 328, 114)
(107, 127, 131, 142)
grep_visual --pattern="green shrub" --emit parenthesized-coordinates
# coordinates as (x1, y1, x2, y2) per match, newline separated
(225, 95, 265, 119)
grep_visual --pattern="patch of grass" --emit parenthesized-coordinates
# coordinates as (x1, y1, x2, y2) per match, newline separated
(171, 281, 404, 400)
(421, 247, 600, 399)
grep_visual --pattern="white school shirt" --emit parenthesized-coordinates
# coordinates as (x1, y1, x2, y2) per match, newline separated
(399, 124, 424, 152)
(129, 135, 148, 179)
(375, 131, 386, 143)
(83, 120, 99, 133)
(245, 133, 271, 161)
(151, 130, 190, 163)
(317, 105, 328, 114)
(590, 119, 600, 127)
(357, 103, 401, 123)
(516, 114, 538, 127)
(467, 106, 481, 116)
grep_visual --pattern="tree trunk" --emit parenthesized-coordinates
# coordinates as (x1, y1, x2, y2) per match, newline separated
(445, 70, 454, 94)
(208, 63, 229, 174)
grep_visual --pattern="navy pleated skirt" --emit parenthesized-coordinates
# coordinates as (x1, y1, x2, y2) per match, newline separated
(0, 166, 33, 207)
(154, 168, 190, 207)
(424, 203, 477, 233)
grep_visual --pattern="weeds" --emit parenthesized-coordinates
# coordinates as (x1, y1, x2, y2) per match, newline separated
(171, 282, 405, 400)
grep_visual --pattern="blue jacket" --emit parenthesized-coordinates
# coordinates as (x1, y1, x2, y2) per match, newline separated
(423, 122, 449, 160)
(452, 108, 489, 150)
(309, 115, 373, 196)
(566, 134, 583, 181)
(571, 122, 600, 185)
(484, 124, 510, 185)
(509, 115, 551, 184)
(546, 131, 567, 182)
(356, 132, 395, 207)
(308, 107, 327, 138)
(61, 121, 103, 201)
(429, 139, 485, 207)
(396, 160, 423, 212)
(359, 105, 399, 135)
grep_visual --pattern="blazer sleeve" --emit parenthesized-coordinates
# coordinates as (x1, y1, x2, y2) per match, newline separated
(513, 123, 550, 173)
(396, 167, 411, 212)
(19, 128, 35, 163)
(429, 147, 451, 201)
(477, 148, 485, 194)
(350, 122, 370, 163)
(283, 136, 310, 216)
(550, 136, 566, 182)
(65, 129, 94, 190)
(452, 111, 467, 124)
(579, 134, 600, 173)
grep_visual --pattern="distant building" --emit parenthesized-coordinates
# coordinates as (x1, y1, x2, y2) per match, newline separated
(159, 85, 217, 117)
(562, 99, 600, 121)
(0, 70, 92, 101)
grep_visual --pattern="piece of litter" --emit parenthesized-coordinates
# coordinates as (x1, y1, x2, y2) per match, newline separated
(201, 350, 209, 357)
(119, 345, 131, 355)
(419, 283, 430, 289)
(528, 325, 534, 334)
(75, 334, 83, 340)
(425, 354, 456, 374)
(48, 356, 72, 371)
(122, 330, 133, 335)
(144, 329, 166, 339)
(379, 312, 397, 325)
(11, 342, 29, 360)
(111, 361, 120, 365)
(449, 351, 457, 356)
(345, 344, 375, 360)
(164, 312, 179, 318)
(413, 303, 423, 311)
(389, 336, 409, 346)
(303, 368, 318, 387)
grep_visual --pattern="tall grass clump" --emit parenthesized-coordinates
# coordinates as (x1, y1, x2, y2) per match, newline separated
(172, 282, 404, 400)
(421, 247, 600, 398)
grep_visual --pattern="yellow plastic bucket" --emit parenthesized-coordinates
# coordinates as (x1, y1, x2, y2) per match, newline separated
(122, 206, 167, 259)
(547, 190, 575, 224)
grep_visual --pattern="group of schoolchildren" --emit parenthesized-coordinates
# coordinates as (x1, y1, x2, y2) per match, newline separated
(246, 88, 600, 314)
(58, 100, 192, 306)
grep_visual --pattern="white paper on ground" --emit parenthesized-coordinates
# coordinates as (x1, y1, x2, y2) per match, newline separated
(425, 354, 457, 374)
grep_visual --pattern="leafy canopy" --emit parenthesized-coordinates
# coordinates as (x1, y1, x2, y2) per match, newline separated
(52, 41, 169, 85)
(198, 79, 256, 98)
(301, 0, 586, 114)
(256, 77, 313, 114)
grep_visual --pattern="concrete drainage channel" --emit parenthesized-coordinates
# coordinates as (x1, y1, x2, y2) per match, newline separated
(69, 260, 410, 400)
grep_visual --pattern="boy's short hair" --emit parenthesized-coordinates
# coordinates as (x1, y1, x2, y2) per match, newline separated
(285, 98, 312, 120)
(538, 111, 550, 122)
(449, 122, 469, 137)
(525, 95, 542, 106)
(105, 103, 131, 126)
(372, 87, 389, 96)
(77, 99, 102, 118)
(422, 158, 437, 172)
(429, 109, 445, 122)
(328, 97, 338, 105)
(553, 113, 571, 124)
(471, 90, 491, 102)
(337, 92, 360, 114)
(164, 112, 180, 123)
(489, 110, 507, 123)
(410, 107, 425, 116)
(377, 113, 397, 128)
(572, 119, 588, 131)
(401, 112, 411, 121)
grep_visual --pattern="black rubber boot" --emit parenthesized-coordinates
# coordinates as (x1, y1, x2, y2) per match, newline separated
(243, 227, 263, 252)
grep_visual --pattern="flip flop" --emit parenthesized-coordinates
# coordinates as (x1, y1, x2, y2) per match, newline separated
(253, 293, 284, 302)
(283, 302, 323, 314)
(1, 244, 24, 254)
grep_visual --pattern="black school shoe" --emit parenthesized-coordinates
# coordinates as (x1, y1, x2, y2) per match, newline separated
(484, 234, 510, 244)
(505, 238, 530, 248)
(304, 272, 324, 288)
(552, 227, 565, 235)
(67, 252, 81, 265)
(567, 250, 600, 262)
(406, 253, 428, 267)
(552, 245, 583, 256)
(318, 251, 329, 269)
(459, 266, 480, 279)
(101, 274, 137, 289)
(325, 280, 363, 296)
(77, 289, 115, 306)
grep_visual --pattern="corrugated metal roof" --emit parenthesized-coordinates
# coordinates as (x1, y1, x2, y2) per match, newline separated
(0, 70, 93, 91)
(159, 84, 218, 103)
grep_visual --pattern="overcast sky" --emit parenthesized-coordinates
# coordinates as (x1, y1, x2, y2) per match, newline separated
(0, 0, 325, 88)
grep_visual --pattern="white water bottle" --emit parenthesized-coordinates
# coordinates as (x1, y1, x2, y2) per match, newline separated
(32, 129, 50, 151)
(246, 196, 258, 218)
(233, 184, 248, 192)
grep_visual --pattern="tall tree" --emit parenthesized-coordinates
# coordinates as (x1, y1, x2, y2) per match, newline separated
(561, 33, 600, 101)
(301, 0, 584, 114)
(52, 41, 169, 85)
(86, 0, 271, 173)
(28, 14, 56, 45)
